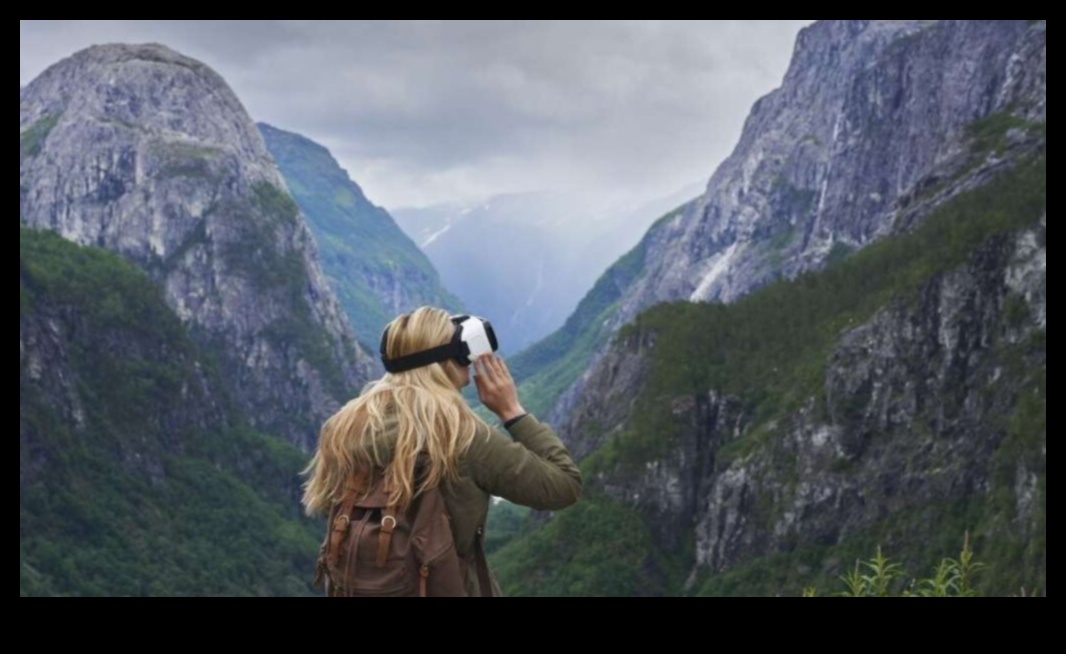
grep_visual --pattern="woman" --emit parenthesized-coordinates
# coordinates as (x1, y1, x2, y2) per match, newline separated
(302, 307, 582, 597)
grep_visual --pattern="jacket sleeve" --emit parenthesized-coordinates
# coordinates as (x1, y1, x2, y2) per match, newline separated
(464, 415, 583, 511)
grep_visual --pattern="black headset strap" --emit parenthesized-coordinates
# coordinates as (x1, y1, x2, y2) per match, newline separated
(382, 341, 470, 374)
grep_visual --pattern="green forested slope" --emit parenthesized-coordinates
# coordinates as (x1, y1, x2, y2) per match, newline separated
(261, 124, 462, 348)
(20, 229, 319, 597)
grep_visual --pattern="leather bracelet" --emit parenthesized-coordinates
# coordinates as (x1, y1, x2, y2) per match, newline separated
(504, 414, 530, 430)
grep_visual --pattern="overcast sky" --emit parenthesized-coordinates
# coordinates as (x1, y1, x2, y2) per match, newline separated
(21, 20, 813, 210)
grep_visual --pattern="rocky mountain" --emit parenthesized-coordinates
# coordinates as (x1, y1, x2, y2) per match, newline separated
(626, 20, 1045, 312)
(495, 20, 1046, 596)
(517, 19, 1046, 427)
(394, 186, 700, 353)
(20, 44, 375, 449)
(259, 124, 462, 349)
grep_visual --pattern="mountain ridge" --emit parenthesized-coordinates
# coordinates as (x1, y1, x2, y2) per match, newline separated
(515, 19, 1046, 429)
(20, 43, 374, 449)
(260, 123, 463, 351)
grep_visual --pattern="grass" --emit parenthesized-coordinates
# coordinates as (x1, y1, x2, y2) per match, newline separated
(825, 241, 855, 268)
(968, 112, 1042, 157)
(20, 114, 61, 160)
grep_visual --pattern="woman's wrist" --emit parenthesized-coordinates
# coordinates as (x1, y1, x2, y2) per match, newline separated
(498, 405, 528, 425)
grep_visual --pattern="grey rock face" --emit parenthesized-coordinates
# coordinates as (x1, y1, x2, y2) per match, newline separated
(696, 224, 1046, 573)
(567, 221, 1045, 581)
(629, 20, 1045, 315)
(20, 44, 374, 449)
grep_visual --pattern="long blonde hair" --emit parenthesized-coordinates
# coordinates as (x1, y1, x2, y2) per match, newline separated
(302, 307, 484, 516)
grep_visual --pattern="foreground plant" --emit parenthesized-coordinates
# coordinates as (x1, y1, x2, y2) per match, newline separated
(810, 534, 990, 598)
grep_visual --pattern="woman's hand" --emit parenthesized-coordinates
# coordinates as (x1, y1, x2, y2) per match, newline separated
(474, 355, 527, 424)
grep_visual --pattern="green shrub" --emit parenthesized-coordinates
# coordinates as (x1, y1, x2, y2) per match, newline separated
(810, 536, 990, 598)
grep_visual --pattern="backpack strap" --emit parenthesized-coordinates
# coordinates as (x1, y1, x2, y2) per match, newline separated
(328, 472, 368, 572)
(474, 526, 495, 598)
(420, 564, 430, 598)
(376, 502, 400, 568)
(342, 509, 373, 598)
(377, 454, 428, 568)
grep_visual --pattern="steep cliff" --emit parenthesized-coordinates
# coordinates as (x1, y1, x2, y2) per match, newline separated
(628, 19, 1045, 311)
(494, 155, 1045, 596)
(20, 44, 374, 449)
(260, 124, 462, 348)
(515, 20, 1046, 430)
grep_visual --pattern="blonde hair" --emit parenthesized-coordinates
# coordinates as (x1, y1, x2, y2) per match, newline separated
(302, 307, 484, 516)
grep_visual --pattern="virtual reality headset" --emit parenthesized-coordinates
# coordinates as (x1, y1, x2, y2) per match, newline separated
(380, 315, 499, 374)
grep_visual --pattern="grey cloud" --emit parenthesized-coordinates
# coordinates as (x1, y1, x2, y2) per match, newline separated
(21, 20, 813, 208)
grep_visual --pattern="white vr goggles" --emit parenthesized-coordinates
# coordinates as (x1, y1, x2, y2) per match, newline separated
(380, 315, 500, 374)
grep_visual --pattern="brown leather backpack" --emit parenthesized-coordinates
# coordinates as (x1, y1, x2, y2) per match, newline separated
(314, 460, 468, 598)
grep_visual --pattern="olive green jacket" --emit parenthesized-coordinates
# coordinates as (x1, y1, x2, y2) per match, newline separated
(367, 412, 582, 597)
(444, 414, 582, 596)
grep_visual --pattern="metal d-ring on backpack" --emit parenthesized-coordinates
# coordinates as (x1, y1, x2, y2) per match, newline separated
(314, 455, 469, 598)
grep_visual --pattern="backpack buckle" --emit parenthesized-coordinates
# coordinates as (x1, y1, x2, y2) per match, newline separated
(334, 515, 351, 532)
